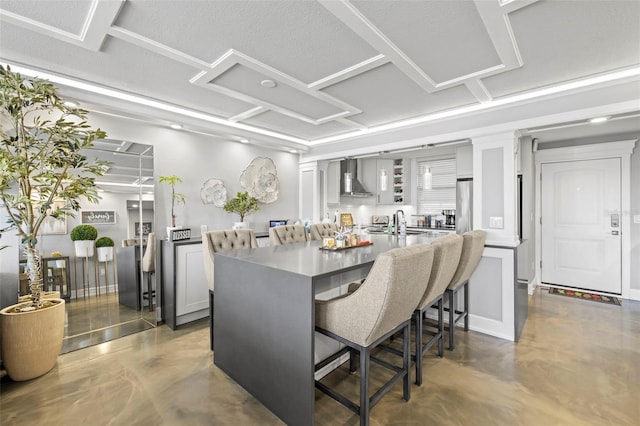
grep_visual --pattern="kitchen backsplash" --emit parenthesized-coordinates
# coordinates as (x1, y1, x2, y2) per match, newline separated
(326, 204, 417, 227)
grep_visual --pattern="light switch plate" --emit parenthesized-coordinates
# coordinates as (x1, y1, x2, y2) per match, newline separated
(489, 216, 504, 229)
(634, 215, 640, 224)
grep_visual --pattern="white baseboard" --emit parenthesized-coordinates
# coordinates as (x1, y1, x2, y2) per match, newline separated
(70, 286, 118, 299)
(528, 274, 539, 295)
(626, 288, 640, 301)
(315, 353, 350, 381)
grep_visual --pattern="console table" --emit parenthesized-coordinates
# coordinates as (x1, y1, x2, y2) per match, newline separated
(42, 256, 71, 301)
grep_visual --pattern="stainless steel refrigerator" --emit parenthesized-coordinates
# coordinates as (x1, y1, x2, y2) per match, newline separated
(456, 178, 473, 234)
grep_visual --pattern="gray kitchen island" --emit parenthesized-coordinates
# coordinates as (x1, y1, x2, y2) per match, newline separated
(213, 234, 439, 425)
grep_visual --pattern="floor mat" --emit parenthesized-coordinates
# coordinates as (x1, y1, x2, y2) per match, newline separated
(548, 287, 621, 305)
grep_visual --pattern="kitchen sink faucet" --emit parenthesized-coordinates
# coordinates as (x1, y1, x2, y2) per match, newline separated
(395, 209, 405, 236)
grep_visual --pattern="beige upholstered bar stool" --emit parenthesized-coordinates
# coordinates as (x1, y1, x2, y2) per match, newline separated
(309, 222, 338, 240)
(141, 232, 155, 312)
(445, 229, 487, 350)
(315, 244, 434, 426)
(268, 224, 309, 246)
(413, 234, 463, 385)
(202, 229, 259, 350)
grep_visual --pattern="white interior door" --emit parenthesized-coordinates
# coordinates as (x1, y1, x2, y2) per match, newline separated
(541, 158, 621, 293)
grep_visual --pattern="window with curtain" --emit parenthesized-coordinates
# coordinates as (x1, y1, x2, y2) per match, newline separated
(416, 157, 456, 216)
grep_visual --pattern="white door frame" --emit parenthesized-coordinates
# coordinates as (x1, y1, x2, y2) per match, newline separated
(534, 140, 637, 300)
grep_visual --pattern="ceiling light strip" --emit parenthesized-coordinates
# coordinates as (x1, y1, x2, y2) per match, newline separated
(309, 66, 640, 146)
(1, 62, 307, 145)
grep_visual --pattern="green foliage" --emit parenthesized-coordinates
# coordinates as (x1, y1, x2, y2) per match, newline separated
(159, 175, 186, 227)
(70, 224, 98, 241)
(95, 236, 114, 248)
(223, 191, 260, 222)
(0, 65, 109, 307)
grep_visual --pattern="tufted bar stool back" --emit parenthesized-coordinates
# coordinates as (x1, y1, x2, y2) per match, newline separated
(413, 234, 463, 385)
(314, 244, 434, 425)
(445, 229, 487, 350)
(268, 224, 310, 246)
(202, 229, 258, 290)
(309, 223, 339, 241)
(202, 229, 259, 351)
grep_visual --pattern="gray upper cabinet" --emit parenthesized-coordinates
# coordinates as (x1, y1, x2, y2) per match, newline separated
(326, 161, 340, 204)
(377, 159, 394, 205)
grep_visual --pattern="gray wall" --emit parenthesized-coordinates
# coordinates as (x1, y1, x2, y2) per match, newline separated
(0, 208, 19, 309)
(630, 140, 639, 291)
(88, 113, 301, 237)
(481, 148, 504, 229)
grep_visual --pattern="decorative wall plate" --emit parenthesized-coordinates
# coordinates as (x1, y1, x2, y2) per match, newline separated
(200, 178, 228, 207)
(240, 157, 279, 204)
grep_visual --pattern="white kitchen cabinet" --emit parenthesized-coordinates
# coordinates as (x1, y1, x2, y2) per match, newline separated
(326, 161, 340, 204)
(161, 238, 209, 329)
(377, 159, 394, 204)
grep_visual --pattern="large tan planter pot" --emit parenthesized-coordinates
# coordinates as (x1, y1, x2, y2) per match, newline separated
(1, 298, 65, 381)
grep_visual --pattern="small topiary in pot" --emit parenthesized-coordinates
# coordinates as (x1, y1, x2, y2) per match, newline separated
(95, 237, 115, 248)
(70, 225, 98, 241)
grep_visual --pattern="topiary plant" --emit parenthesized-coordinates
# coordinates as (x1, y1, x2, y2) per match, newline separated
(70, 224, 98, 241)
(95, 236, 114, 248)
(223, 191, 260, 222)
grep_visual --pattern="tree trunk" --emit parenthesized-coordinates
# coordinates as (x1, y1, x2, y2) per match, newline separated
(25, 245, 43, 308)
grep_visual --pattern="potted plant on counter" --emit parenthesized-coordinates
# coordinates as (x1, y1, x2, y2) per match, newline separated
(70, 224, 98, 258)
(96, 236, 115, 262)
(159, 175, 186, 237)
(223, 191, 260, 229)
(0, 64, 108, 381)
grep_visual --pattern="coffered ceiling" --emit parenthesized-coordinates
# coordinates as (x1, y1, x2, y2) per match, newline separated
(1, 0, 639, 153)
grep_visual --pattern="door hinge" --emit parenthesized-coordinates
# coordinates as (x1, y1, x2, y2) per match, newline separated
(540, 260, 542, 268)
(539, 217, 542, 225)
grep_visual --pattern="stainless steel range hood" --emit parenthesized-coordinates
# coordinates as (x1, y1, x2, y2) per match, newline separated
(340, 159, 372, 197)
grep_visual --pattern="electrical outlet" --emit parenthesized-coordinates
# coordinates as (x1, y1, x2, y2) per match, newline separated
(489, 217, 504, 229)
(100, 267, 105, 276)
(200, 225, 208, 234)
(634, 215, 640, 224)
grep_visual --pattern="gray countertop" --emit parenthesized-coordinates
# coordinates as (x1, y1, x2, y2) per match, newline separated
(214, 233, 439, 279)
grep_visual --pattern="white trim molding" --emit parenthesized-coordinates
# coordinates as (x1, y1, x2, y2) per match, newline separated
(534, 139, 637, 300)
(468, 246, 516, 342)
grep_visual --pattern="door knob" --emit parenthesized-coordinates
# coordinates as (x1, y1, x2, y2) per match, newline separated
(611, 230, 620, 235)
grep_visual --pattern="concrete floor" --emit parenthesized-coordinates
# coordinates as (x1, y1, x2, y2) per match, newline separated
(61, 292, 154, 354)
(1, 287, 639, 425)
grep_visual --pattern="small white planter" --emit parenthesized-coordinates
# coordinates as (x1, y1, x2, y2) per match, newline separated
(233, 222, 249, 230)
(97, 246, 114, 262)
(74, 240, 95, 258)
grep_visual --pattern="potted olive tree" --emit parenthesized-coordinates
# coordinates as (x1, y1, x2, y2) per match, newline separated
(96, 236, 115, 262)
(0, 65, 108, 381)
(223, 191, 260, 229)
(159, 175, 186, 237)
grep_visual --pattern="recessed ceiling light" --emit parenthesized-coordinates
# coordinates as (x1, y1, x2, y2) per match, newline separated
(239, 138, 249, 144)
(170, 124, 183, 130)
(289, 149, 297, 153)
(260, 79, 277, 88)
(64, 101, 79, 108)
(589, 116, 610, 124)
